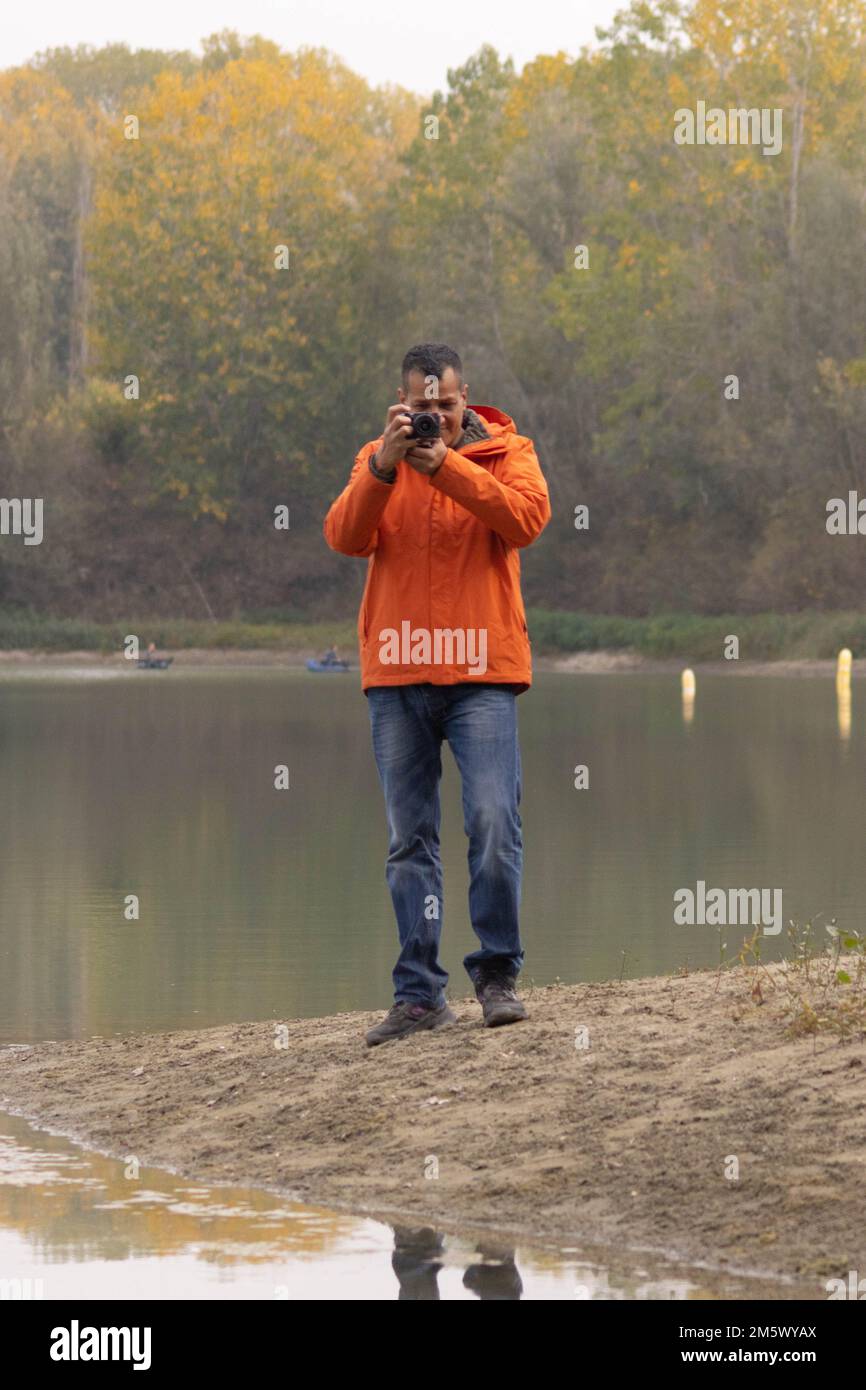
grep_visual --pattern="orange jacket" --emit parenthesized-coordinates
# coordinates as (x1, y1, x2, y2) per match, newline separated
(323, 405, 551, 693)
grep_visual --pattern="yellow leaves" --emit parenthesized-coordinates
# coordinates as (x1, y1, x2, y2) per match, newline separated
(198, 495, 229, 524)
(167, 477, 227, 525)
(843, 356, 866, 388)
(0, 67, 90, 170)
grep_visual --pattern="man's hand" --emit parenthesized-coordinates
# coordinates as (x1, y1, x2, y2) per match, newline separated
(405, 437, 447, 476)
(377, 404, 415, 474)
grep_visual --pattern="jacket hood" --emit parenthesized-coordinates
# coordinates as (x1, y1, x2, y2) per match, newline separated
(468, 404, 517, 435)
(459, 404, 518, 459)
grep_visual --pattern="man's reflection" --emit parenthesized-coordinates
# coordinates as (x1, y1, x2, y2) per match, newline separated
(391, 1226, 523, 1300)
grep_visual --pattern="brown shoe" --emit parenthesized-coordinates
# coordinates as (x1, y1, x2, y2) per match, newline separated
(474, 970, 527, 1028)
(366, 1000, 456, 1048)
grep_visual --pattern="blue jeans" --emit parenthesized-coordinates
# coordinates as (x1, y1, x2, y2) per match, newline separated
(366, 683, 524, 1009)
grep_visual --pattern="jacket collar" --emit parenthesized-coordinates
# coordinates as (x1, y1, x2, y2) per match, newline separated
(454, 407, 490, 449)
(456, 404, 515, 457)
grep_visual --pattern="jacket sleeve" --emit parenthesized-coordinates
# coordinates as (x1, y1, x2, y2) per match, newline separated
(323, 445, 395, 557)
(429, 435, 551, 548)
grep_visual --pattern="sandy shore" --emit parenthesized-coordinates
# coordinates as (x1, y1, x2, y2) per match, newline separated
(1, 964, 863, 1295)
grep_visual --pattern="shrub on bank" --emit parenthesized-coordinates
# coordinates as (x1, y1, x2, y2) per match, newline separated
(2, 606, 866, 661)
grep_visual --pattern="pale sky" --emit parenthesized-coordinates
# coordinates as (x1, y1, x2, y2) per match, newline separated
(2, 0, 627, 92)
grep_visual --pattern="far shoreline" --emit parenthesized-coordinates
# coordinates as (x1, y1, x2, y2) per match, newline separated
(0, 646, 861, 679)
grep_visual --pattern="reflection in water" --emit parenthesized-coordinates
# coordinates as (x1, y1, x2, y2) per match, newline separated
(837, 681, 851, 741)
(391, 1226, 524, 1300)
(1, 667, 863, 1043)
(681, 668, 695, 727)
(836, 652, 852, 743)
(392, 1226, 446, 1300)
(461, 1240, 524, 1301)
(0, 1111, 785, 1300)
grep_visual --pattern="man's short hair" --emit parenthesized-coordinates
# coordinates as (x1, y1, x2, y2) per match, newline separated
(401, 343, 463, 390)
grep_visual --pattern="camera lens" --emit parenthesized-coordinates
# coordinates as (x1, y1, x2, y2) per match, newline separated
(413, 413, 439, 438)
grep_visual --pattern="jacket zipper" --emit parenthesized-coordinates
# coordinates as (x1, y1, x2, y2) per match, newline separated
(428, 488, 434, 636)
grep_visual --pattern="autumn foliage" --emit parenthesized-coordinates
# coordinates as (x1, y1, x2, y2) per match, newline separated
(2, 4, 866, 620)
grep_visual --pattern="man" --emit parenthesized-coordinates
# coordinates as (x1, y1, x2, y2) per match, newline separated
(323, 344, 551, 1046)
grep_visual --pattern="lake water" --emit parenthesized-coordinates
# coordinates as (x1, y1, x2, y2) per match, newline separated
(0, 1110, 799, 1300)
(0, 666, 860, 1044)
(1, 663, 850, 1299)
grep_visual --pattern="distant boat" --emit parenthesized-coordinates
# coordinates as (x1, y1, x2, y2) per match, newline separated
(306, 657, 350, 673)
(137, 656, 174, 670)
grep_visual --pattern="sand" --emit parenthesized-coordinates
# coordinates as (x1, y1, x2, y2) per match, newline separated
(1, 963, 864, 1297)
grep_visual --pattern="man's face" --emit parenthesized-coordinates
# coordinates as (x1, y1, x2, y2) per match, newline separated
(399, 367, 467, 449)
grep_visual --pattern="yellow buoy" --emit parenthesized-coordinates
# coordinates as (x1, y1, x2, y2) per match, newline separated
(837, 647, 852, 695)
(681, 667, 695, 725)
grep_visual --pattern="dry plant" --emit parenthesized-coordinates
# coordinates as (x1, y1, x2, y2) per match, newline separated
(735, 917, 866, 1039)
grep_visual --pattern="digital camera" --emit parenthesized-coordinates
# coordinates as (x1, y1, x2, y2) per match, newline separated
(408, 411, 441, 440)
